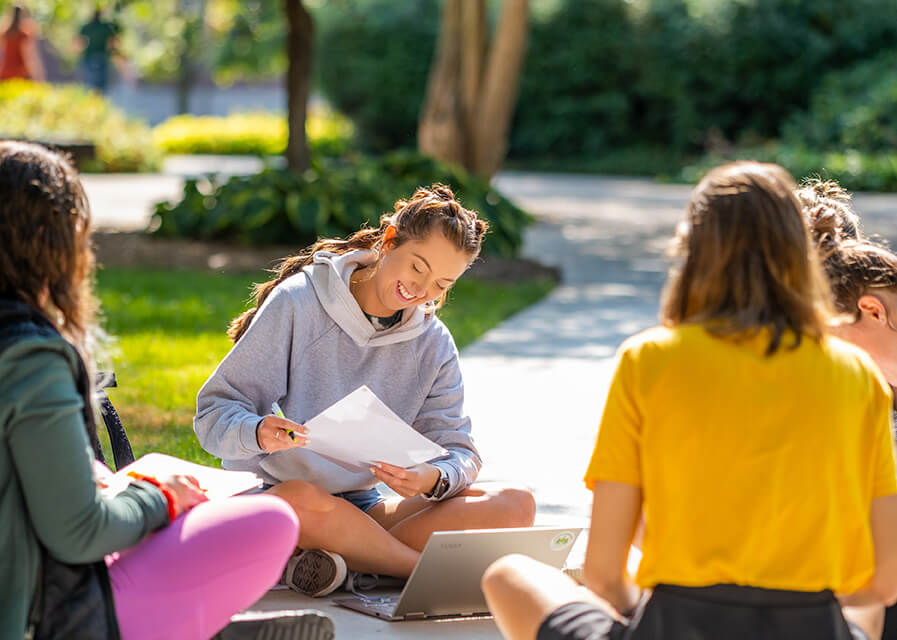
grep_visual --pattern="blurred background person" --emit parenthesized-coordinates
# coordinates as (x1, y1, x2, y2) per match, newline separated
(78, 5, 120, 93)
(0, 4, 44, 82)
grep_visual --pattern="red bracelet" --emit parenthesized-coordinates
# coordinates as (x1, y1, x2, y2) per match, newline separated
(128, 472, 178, 522)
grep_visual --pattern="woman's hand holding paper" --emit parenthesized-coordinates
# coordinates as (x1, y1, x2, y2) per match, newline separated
(257, 415, 308, 453)
(158, 474, 209, 517)
(371, 461, 440, 498)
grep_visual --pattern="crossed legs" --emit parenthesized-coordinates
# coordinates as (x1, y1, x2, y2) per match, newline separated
(267, 480, 536, 577)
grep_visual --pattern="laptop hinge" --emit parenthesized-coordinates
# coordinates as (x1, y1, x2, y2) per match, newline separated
(405, 612, 427, 620)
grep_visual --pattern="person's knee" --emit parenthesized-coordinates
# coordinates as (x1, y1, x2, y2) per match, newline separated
(269, 479, 334, 515)
(482, 553, 531, 596)
(496, 486, 537, 527)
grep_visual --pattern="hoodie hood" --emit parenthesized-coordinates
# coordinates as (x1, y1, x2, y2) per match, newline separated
(306, 250, 432, 347)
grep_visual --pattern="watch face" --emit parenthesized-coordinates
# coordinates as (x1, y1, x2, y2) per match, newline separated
(428, 469, 449, 499)
(436, 472, 449, 497)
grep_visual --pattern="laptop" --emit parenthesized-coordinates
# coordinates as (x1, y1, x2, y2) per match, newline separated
(334, 526, 582, 621)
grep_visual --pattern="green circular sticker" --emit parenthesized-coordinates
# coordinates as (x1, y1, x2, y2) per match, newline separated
(550, 531, 575, 550)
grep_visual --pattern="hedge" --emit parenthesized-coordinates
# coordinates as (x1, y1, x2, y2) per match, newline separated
(152, 150, 531, 257)
(152, 107, 355, 157)
(0, 80, 160, 172)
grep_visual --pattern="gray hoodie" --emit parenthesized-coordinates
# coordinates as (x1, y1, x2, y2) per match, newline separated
(194, 250, 481, 497)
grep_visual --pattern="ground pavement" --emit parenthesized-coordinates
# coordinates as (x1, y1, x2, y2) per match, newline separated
(85, 167, 897, 638)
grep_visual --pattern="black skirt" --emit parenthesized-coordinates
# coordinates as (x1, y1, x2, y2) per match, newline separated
(538, 584, 866, 640)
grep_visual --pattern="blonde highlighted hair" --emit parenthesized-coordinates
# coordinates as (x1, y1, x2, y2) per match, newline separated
(228, 184, 488, 343)
(661, 161, 833, 354)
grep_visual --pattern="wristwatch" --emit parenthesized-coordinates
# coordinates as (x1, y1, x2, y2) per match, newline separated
(424, 466, 450, 501)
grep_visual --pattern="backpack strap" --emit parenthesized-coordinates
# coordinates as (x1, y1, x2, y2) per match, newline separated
(95, 373, 134, 469)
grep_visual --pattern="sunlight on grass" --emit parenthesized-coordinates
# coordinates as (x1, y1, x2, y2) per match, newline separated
(96, 267, 555, 465)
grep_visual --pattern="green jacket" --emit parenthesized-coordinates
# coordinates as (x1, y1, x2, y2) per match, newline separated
(1, 328, 168, 638)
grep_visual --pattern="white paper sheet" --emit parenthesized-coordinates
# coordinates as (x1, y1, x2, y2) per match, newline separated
(101, 453, 263, 500)
(303, 385, 448, 471)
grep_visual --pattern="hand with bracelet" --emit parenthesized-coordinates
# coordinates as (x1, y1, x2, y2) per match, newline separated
(370, 461, 447, 499)
(130, 472, 209, 520)
(159, 474, 209, 518)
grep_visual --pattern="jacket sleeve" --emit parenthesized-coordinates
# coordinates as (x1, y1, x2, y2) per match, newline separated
(194, 285, 295, 459)
(413, 346, 482, 499)
(7, 343, 168, 563)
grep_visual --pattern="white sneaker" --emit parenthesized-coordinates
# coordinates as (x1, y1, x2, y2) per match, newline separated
(282, 549, 348, 598)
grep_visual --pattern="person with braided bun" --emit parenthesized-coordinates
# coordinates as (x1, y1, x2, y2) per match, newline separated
(802, 180, 897, 397)
(194, 184, 536, 598)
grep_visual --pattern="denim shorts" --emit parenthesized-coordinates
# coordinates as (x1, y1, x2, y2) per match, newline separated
(259, 483, 385, 513)
(333, 487, 386, 513)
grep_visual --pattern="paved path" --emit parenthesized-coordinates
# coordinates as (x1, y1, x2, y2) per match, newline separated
(84, 167, 897, 638)
(467, 174, 688, 528)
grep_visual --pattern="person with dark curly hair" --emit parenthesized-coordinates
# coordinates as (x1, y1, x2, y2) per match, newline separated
(0, 141, 335, 640)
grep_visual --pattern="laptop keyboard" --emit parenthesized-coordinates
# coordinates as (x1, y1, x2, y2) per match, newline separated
(357, 594, 400, 616)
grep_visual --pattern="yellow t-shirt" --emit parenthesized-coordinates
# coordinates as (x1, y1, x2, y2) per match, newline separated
(584, 324, 897, 594)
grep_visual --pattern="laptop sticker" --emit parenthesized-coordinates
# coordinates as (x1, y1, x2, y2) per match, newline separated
(550, 531, 576, 551)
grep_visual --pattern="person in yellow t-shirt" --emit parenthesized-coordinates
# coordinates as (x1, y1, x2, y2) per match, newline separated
(481, 161, 897, 640)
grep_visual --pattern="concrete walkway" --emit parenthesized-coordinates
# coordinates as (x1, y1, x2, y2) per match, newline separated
(84, 167, 897, 638)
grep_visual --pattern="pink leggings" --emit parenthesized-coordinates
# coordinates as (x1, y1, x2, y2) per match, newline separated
(106, 495, 299, 640)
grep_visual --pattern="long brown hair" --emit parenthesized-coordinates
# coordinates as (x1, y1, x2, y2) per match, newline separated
(661, 161, 833, 354)
(228, 184, 488, 343)
(0, 140, 96, 356)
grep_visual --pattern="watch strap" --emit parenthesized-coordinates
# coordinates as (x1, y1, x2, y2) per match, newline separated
(424, 466, 450, 501)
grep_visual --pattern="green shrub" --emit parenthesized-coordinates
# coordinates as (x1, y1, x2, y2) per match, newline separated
(510, 0, 897, 159)
(151, 151, 531, 257)
(315, 0, 897, 161)
(314, 0, 438, 151)
(0, 80, 160, 172)
(782, 50, 897, 153)
(152, 107, 355, 157)
(511, 0, 638, 157)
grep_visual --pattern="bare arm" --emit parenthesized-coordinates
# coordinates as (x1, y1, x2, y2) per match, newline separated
(582, 481, 643, 615)
(838, 494, 897, 606)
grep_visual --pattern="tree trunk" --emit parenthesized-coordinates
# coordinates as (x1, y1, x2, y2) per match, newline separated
(471, 0, 528, 178)
(285, 0, 313, 173)
(418, 0, 466, 167)
(175, 0, 208, 114)
(175, 45, 192, 114)
(418, 0, 528, 179)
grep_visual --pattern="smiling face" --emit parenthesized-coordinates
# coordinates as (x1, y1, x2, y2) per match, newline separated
(355, 229, 472, 317)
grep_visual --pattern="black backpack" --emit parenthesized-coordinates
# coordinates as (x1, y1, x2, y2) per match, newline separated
(0, 299, 134, 640)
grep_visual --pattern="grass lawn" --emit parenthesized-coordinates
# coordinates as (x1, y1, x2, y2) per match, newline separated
(96, 267, 554, 466)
